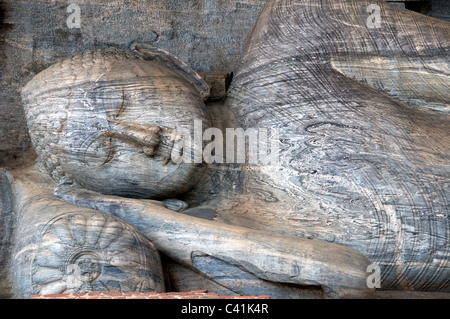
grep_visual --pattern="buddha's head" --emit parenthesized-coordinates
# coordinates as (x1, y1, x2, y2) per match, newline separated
(22, 47, 211, 199)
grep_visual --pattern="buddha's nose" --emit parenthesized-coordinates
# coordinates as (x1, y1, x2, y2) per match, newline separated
(106, 121, 175, 161)
(105, 121, 162, 157)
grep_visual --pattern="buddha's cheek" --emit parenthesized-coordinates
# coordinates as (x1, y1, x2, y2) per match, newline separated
(61, 140, 203, 199)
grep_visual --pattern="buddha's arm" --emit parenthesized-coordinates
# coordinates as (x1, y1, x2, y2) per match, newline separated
(55, 184, 372, 297)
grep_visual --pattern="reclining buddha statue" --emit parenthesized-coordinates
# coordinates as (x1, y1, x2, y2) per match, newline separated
(1, 0, 448, 298)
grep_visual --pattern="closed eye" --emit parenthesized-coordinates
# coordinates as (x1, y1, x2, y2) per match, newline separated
(101, 137, 115, 166)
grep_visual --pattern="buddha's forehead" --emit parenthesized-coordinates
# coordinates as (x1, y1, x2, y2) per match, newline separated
(74, 76, 207, 129)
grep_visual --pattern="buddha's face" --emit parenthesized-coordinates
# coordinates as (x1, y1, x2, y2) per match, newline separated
(33, 56, 210, 199)
(67, 59, 210, 199)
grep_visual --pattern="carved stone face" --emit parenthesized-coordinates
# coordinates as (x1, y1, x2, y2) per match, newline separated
(22, 49, 210, 199)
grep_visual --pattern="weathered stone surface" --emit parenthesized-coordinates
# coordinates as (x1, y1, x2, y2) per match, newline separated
(6, 166, 165, 298)
(198, 71, 233, 101)
(1, 0, 449, 299)
(191, 0, 449, 292)
(0, 170, 14, 299)
(29, 289, 271, 299)
(331, 55, 450, 112)
(55, 181, 372, 297)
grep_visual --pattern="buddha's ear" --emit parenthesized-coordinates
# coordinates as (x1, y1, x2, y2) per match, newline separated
(130, 43, 210, 101)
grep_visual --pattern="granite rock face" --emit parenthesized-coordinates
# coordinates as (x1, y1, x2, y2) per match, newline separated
(201, 0, 449, 292)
